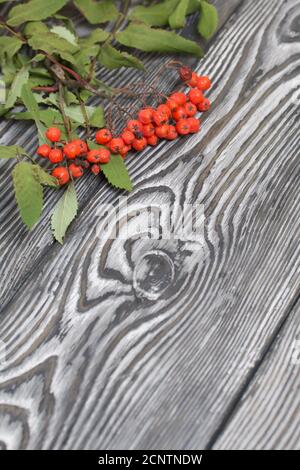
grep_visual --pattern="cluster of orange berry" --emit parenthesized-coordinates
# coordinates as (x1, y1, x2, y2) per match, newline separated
(37, 69, 211, 186)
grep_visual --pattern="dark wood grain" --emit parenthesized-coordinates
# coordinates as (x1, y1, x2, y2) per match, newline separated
(214, 304, 300, 450)
(1, 0, 300, 450)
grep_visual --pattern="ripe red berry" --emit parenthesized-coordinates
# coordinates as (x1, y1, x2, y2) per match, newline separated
(138, 108, 153, 124)
(73, 139, 88, 155)
(120, 145, 131, 158)
(197, 98, 211, 112)
(49, 148, 63, 163)
(184, 102, 197, 117)
(132, 137, 147, 151)
(64, 142, 81, 160)
(187, 117, 201, 133)
(95, 128, 112, 145)
(109, 138, 125, 154)
(176, 119, 190, 135)
(91, 164, 101, 175)
(155, 124, 169, 139)
(37, 144, 51, 158)
(166, 125, 178, 140)
(52, 166, 69, 185)
(142, 123, 155, 138)
(147, 135, 159, 146)
(172, 107, 187, 122)
(188, 72, 198, 88)
(69, 163, 84, 179)
(127, 120, 143, 134)
(169, 92, 187, 106)
(197, 76, 211, 91)
(179, 66, 192, 82)
(46, 127, 61, 143)
(188, 88, 204, 105)
(157, 104, 172, 119)
(87, 148, 110, 163)
(121, 129, 135, 145)
(153, 110, 168, 126)
(166, 98, 178, 112)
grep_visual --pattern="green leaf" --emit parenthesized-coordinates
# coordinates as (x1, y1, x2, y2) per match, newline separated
(21, 83, 47, 143)
(64, 105, 105, 127)
(0, 37, 23, 60)
(198, 0, 218, 40)
(50, 25, 78, 47)
(89, 107, 105, 127)
(79, 28, 110, 46)
(28, 31, 79, 64)
(34, 165, 59, 187)
(6, 66, 29, 109)
(74, 0, 118, 24)
(130, 0, 179, 27)
(98, 44, 145, 70)
(116, 23, 203, 57)
(51, 182, 78, 244)
(7, 0, 68, 27)
(169, 0, 189, 29)
(102, 155, 133, 192)
(23, 21, 49, 36)
(0, 145, 28, 159)
(12, 162, 43, 229)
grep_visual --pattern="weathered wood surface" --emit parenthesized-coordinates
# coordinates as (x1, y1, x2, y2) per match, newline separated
(214, 305, 300, 450)
(0, 0, 300, 450)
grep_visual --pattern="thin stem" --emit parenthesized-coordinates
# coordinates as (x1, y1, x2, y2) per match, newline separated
(78, 93, 91, 138)
(58, 84, 71, 141)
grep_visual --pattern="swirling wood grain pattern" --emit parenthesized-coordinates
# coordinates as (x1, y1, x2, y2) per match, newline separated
(0, 0, 299, 450)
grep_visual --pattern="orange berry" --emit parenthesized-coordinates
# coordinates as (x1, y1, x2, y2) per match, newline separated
(172, 107, 187, 122)
(37, 144, 51, 158)
(187, 117, 201, 133)
(155, 124, 169, 139)
(127, 120, 143, 134)
(109, 138, 125, 154)
(95, 129, 112, 145)
(73, 139, 88, 155)
(176, 119, 190, 135)
(69, 163, 84, 178)
(46, 127, 61, 142)
(197, 98, 211, 112)
(87, 148, 110, 163)
(184, 102, 197, 117)
(120, 144, 131, 158)
(166, 125, 178, 140)
(188, 72, 198, 87)
(142, 123, 155, 138)
(188, 88, 204, 105)
(52, 166, 69, 185)
(91, 164, 101, 175)
(197, 76, 211, 91)
(132, 137, 147, 151)
(169, 92, 187, 106)
(153, 110, 168, 126)
(157, 104, 172, 119)
(138, 108, 153, 124)
(121, 130, 135, 145)
(49, 148, 63, 163)
(64, 142, 81, 160)
(147, 135, 159, 146)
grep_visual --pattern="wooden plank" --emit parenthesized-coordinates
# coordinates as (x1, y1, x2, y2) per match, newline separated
(213, 305, 300, 450)
(0, 0, 299, 450)
(0, 0, 242, 311)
